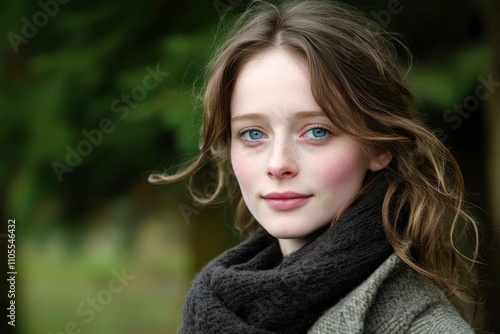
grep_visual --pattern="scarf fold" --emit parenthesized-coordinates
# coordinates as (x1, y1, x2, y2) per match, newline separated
(181, 176, 400, 334)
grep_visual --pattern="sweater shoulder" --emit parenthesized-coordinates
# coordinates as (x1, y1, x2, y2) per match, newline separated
(309, 254, 473, 334)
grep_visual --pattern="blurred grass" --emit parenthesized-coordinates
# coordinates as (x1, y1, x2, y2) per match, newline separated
(20, 196, 191, 334)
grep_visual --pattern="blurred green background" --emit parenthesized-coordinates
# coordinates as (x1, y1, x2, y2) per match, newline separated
(0, 0, 499, 333)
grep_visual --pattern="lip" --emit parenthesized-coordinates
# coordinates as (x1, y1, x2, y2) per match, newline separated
(262, 192, 312, 210)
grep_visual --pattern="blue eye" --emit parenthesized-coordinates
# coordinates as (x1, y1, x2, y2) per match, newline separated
(305, 127, 329, 139)
(242, 129, 265, 141)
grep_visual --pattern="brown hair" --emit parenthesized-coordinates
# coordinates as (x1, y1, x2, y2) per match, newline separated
(150, 0, 483, 327)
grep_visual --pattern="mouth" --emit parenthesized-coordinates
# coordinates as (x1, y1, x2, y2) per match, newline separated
(262, 192, 312, 210)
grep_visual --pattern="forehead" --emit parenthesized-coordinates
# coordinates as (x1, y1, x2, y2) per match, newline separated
(230, 48, 321, 118)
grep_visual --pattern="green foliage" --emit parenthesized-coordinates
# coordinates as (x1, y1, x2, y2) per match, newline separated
(410, 44, 492, 108)
(1, 0, 487, 228)
(1, 0, 220, 230)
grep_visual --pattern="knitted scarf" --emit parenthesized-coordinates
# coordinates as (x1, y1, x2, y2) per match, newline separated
(181, 177, 399, 334)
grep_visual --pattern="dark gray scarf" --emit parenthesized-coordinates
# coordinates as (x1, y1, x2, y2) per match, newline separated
(181, 176, 398, 334)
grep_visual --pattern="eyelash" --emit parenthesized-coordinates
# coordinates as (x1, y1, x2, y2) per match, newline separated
(235, 125, 334, 143)
(303, 125, 333, 141)
(235, 127, 266, 143)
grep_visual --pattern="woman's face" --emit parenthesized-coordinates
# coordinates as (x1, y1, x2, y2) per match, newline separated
(230, 48, 385, 255)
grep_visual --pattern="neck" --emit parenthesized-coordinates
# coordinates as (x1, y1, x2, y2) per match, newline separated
(278, 226, 329, 256)
(278, 238, 309, 256)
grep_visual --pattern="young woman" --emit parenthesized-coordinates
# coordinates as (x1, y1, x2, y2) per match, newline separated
(150, 0, 483, 332)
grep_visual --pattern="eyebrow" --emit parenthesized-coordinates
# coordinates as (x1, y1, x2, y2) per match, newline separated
(230, 110, 328, 122)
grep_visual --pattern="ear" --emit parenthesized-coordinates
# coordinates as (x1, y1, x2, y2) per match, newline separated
(368, 152, 392, 172)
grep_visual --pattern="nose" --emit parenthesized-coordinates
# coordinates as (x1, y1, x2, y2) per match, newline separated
(266, 138, 299, 179)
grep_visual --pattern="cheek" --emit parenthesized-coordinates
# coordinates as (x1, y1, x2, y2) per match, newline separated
(230, 149, 255, 191)
(316, 150, 369, 190)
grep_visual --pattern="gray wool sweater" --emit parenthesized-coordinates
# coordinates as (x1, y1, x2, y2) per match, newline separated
(309, 254, 474, 334)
